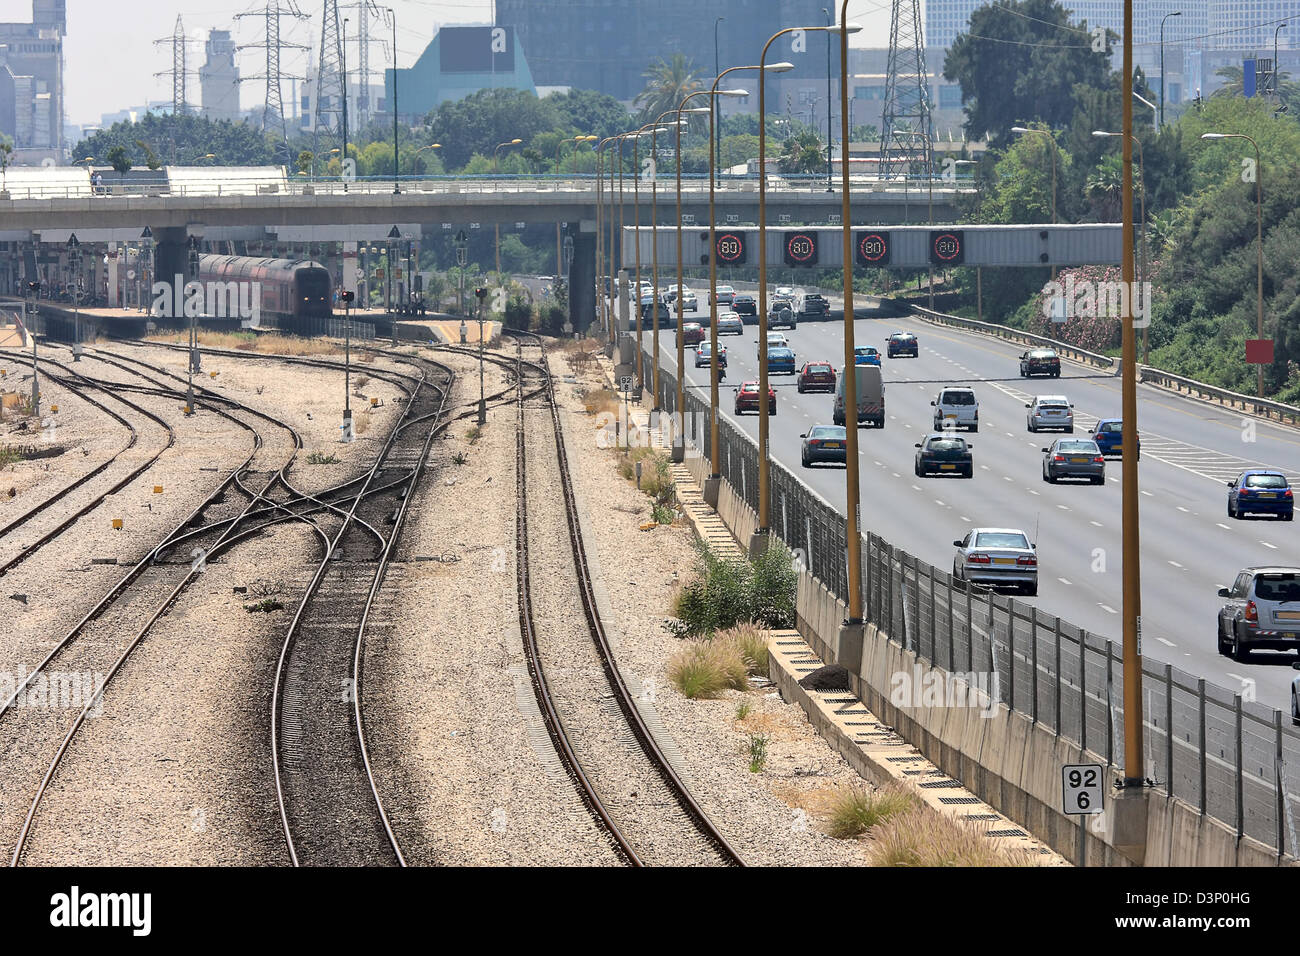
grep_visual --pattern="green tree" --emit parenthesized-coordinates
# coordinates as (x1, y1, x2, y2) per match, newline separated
(546, 88, 630, 140)
(106, 145, 132, 181)
(634, 53, 702, 126)
(777, 130, 825, 174)
(424, 87, 559, 171)
(943, 0, 1115, 143)
(75, 113, 274, 167)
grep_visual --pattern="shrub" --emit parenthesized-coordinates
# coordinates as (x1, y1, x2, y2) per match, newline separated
(735, 700, 753, 720)
(747, 733, 768, 773)
(0, 448, 20, 468)
(307, 452, 340, 465)
(865, 806, 1041, 866)
(671, 541, 796, 637)
(453, 452, 469, 465)
(827, 785, 921, 839)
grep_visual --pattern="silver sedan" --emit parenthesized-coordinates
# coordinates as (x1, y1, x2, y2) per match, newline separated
(717, 311, 744, 335)
(952, 528, 1038, 596)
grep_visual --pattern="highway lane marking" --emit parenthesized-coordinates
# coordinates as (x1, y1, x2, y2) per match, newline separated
(1169, 560, 1184, 568)
(911, 484, 921, 491)
(1003, 475, 1014, 481)
(1058, 577, 1072, 586)
(892, 472, 901, 478)
(1090, 520, 1103, 527)
(1141, 490, 1153, 497)
(935, 499, 946, 506)
(1262, 541, 1278, 549)
(1098, 604, 1118, 614)
(1156, 637, 1178, 648)
(1027, 489, 1040, 496)
(961, 515, 970, 522)
(1057, 504, 1070, 510)
(1216, 523, 1231, 530)
(980, 464, 990, 470)
(1177, 506, 1190, 512)
(1226, 672, 1248, 683)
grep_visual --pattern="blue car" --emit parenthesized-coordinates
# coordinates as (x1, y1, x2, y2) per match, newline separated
(854, 346, 882, 366)
(767, 347, 797, 374)
(1092, 418, 1139, 459)
(1227, 470, 1294, 520)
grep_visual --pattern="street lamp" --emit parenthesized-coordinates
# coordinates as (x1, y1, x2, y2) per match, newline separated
(754, 24, 851, 546)
(66, 236, 82, 361)
(1160, 11, 1182, 127)
(714, 16, 725, 174)
(1202, 131, 1265, 397)
(186, 238, 201, 415)
(647, 114, 689, 411)
(1275, 22, 1289, 99)
(1010, 126, 1058, 279)
(555, 134, 598, 303)
(493, 139, 523, 275)
(836, 2, 869, 626)
(670, 98, 714, 461)
(1093, 130, 1148, 363)
(824, 7, 834, 193)
(1133, 89, 1158, 131)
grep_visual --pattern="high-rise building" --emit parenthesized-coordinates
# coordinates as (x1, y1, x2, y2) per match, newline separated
(497, 0, 837, 106)
(925, 0, 1122, 50)
(0, 0, 66, 162)
(200, 30, 241, 124)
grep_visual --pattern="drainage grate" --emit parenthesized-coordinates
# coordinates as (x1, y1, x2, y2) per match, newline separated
(776, 641, 804, 646)
(845, 722, 878, 727)
(886, 755, 923, 762)
(919, 779, 963, 789)
(965, 814, 1000, 822)
(940, 796, 980, 805)
(903, 770, 925, 775)
(823, 697, 858, 704)
(985, 828, 1028, 838)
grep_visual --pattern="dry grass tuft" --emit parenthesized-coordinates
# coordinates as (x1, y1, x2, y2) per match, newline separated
(668, 639, 749, 699)
(827, 784, 922, 839)
(714, 623, 770, 679)
(147, 331, 339, 356)
(582, 387, 620, 417)
(865, 805, 1043, 866)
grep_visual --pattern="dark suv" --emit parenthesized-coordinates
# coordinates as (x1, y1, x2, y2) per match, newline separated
(1019, 349, 1061, 378)
(1217, 568, 1300, 661)
(799, 294, 829, 320)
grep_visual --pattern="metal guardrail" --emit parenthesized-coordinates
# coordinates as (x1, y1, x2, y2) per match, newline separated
(1137, 366, 1300, 428)
(908, 302, 1300, 428)
(0, 173, 973, 203)
(647, 345, 1300, 856)
(907, 304, 1117, 370)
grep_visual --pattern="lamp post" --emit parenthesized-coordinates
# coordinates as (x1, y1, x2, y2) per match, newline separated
(378, 5, 399, 194)
(671, 97, 714, 462)
(756, 28, 843, 542)
(25, 279, 39, 414)
(824, 7, 834, 193)
(186, 238, 200, 415)
(1159, 11, 1182, 128)
(494, 138, 522, 275)
(555, 135, 597, 302)
(341, 17, 350, 194)
(1093, 130, 1148, 364)
(1275, 22, 1289, 98)
(1133, 89, 1158, 132)
(66, 235, 82, 360)
(1202, 131, 1265, 397)
(647, 115, 688, 413)
(631, 124, 663, 391)
(714, 16, 725, 175)
(1011, 126, 1058, 280)
(838, 2, 867, 625)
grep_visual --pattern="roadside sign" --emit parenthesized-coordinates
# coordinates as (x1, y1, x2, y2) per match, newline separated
(618, 375, 634, 394)
(1062, 763, 1104, 815)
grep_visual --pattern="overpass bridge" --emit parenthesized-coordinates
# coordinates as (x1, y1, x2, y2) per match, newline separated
(0, 169, 970, 329)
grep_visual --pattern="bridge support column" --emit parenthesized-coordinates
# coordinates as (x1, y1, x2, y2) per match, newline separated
(106, 243, 120, 308)
(568, 222, 596, 336)
(152, 227, 192, 302)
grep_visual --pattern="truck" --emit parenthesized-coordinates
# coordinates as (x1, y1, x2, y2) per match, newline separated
(833, 363, 885, 428)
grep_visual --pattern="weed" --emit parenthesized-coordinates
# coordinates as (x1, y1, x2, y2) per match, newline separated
(827, 785, 921, 839)
(465, 426, 483, 445)
(735, 700, 754, 720)
(865, 806, 1041, 866)
(582, 388, 620, 417)
(255, 384, 266, 396)
(747, 733, 768, 773)
(715, 623, 771, 679)
(247, 580, 285, 599)
(671, 540, 795, 638)
(453, 452, 469, 465)
(0, 447, 19, 468)
(244, 598, 284, 614)
(750, 540, 798, 630)
(307, 452, 340, 465)
(651, 503, 676, 525)
(668, 638, 748, 699)
(147, 331, 339, 357)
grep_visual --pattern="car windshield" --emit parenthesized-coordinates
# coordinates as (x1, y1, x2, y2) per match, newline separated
(892, 334, 914, 341)
(942, 392, 975, 405)
(811, 426, 846, 439)
(1030, 350, 1056, 359)
(807, 364, 831, 373)
(927, 438, 966, 451)
(974, 532, 1030, 550)
(1101, 421, 1122, 432)
(1245, 474, 1288, 489)
(1255, 574, 1300, 602)
(856, 347, 878, 355)
(770, 348, 794, 358)
(1058, 442, 1099, 454)
(741, 383, 758, 392)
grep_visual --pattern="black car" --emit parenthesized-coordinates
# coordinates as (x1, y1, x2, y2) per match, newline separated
(801, 425, 848, 466)
(1019, 348, 1061, 378)
(733, 293, 757, 319)
(914, 434, 974, 478)
(799, 294, 829, 319)
(886, 332, 919, 358)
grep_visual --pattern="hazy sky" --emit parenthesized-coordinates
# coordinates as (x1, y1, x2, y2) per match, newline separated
(0, 0, 892, 126)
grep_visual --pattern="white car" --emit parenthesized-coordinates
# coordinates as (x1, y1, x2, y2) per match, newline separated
(762, 332, 790, 351)
(775, 285, 795, 298)
(952, 528, 1038, 596)
(932, 386, 979, 432)
(717, 311, 744, 335)
(1025, 395, 1074, 433)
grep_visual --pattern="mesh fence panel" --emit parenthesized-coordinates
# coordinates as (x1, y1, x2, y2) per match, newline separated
(647, 347, 1300, 853)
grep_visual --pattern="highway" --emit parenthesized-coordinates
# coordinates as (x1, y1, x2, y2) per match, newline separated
(638, 305, 1300, 716)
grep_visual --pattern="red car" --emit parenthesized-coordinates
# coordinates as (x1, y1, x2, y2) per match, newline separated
(680, 322, 704, 346)
(734, 380, 777, 415)
(796, 361, 837, 394)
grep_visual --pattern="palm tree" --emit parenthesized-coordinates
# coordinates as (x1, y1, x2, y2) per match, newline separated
(1211, 65, 1245, 99)
(634, 53, 702, 126)
(1086, 154, 1123, 221)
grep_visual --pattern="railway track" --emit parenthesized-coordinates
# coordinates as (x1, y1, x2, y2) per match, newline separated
(511, 331, 745, 867)
(270, 352, 455, 867)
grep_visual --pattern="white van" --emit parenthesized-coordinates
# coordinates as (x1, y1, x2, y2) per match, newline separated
(834, 363, 885, 428)
(932, 386, 979, 432)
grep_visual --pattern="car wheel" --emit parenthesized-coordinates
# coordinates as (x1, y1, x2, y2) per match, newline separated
(963, 467, 973, 479)
(770, 404, 777, 416)
(1028, 421, 1036, 433)
(1024, 582, 1038, 597)
(1092, 476, 1104, 485)
(1046, 470, 1057, 484)
(1285, 511, 1294, 522)
(797, 383, 804, 393)
(1228, 501, 1237, 519)
(1232, 623, 1251, 663)
(1293, 690, 1300, 725)
(1217, 619, 1231, 656)
(914, 461, 923, 477)
(1065, 426, 1073, 434)
(969, 424, 979, 433)
(801, 452, 809, 467)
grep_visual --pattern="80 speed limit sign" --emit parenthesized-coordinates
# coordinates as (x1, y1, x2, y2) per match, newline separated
(1062, 763, 1104, 815)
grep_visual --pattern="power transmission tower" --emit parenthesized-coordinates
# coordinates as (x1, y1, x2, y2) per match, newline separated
(154, 16, 197, 116)
(315, 0, 345, 136)
(344, 2, 372, 130)
(880, 0, 934, 184)
(237, 0, 309, 151)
